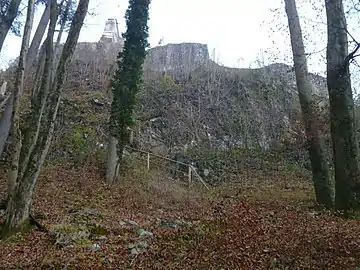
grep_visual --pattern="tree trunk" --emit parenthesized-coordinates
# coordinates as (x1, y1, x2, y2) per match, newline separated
(284, 0, 333, 208)
(2, 0, 89, 238)
(19, 1, 58, 182)
(30, 41, 46, 102)
(20, 0, 89, 205)
(1, 0, 35, 238)
(325, 0, 360, 212)
(52, 0, 72, 79)
(26, 3, 50, 71)
(106, 136, 121, 184)
(0, 82, 12, 158)
(0, 80, 6, 96)
(26, 0, 67, 73)
(106, 0, 150, 185)
(0, 0, 22, 52)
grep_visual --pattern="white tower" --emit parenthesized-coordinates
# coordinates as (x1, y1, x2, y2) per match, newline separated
(100, 18, 121, 43)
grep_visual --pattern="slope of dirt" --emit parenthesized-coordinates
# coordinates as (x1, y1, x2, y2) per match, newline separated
(0, 161, 360, 269)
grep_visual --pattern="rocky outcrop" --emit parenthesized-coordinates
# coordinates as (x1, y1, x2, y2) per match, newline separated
(59, 29, 330, 154)
(144, 43, 210, 77)
(261, 63, 328, 98)
(70, 20, 210, 84)
(134, 63, 329, 154)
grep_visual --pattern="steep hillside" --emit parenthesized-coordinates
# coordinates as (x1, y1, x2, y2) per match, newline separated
(0, 27, 335, 183)
(56, 41, 329, 156)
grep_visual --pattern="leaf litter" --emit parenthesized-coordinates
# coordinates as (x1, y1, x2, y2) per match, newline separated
(0, 164, 360, 269)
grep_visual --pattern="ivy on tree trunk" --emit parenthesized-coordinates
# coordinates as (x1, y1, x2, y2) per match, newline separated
(106, 0, 150, 184)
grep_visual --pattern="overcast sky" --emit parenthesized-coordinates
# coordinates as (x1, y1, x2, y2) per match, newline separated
(0, 0, 311, 67)
(1, 0, 278, 68)
(1, 0, 360, 93)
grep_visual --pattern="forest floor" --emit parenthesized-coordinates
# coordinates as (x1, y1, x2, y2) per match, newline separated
(1, 162, 360, 270)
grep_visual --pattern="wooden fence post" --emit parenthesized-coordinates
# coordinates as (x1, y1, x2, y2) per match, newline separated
(123, 146, 210, 190)
(147, 153, 150, 171)
(188, 166, 192, 188)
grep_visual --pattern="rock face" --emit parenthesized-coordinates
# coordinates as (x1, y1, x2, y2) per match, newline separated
(134, 63, 329, 154)
(63, 19, 124, 92)
(144, 43, 210, 77)
(261, 63, 328, 98)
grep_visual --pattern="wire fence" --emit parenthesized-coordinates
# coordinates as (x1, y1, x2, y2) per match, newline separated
(124, 145, 210, 190)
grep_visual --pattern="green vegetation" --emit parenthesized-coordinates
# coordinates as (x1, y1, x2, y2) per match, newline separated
(0, 232, 25, 243)
(66, 124, 96, 153)
(109, 0, 150, 162)
(49, 210, 108, 248)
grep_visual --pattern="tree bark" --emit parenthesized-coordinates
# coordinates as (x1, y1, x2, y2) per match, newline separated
(19, 1, 58, 183)
(0, 81, 12, 158)
(0, 0, 22, 52)
(284, 0, 333, 208)
(52, 0, 72, 79)
(106, 136, 121, 184)
(30, 41, 46, 102)
(20, 0, 89, 202)
(26, 2, 50, 71)
(21, 0, 71, 179)
(325, 0, 360, 211)
(106, 101, 127, 185)
(26, 0, 66, 73)
(2, 0, 89, 238)
(1, 0, 35, 238)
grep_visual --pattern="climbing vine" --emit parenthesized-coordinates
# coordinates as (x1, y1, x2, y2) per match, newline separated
(109, 0, 150, 161)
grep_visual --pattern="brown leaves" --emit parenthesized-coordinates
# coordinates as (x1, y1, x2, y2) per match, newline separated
(136, 198, 360, 269)
(1, 164, 360, 269)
